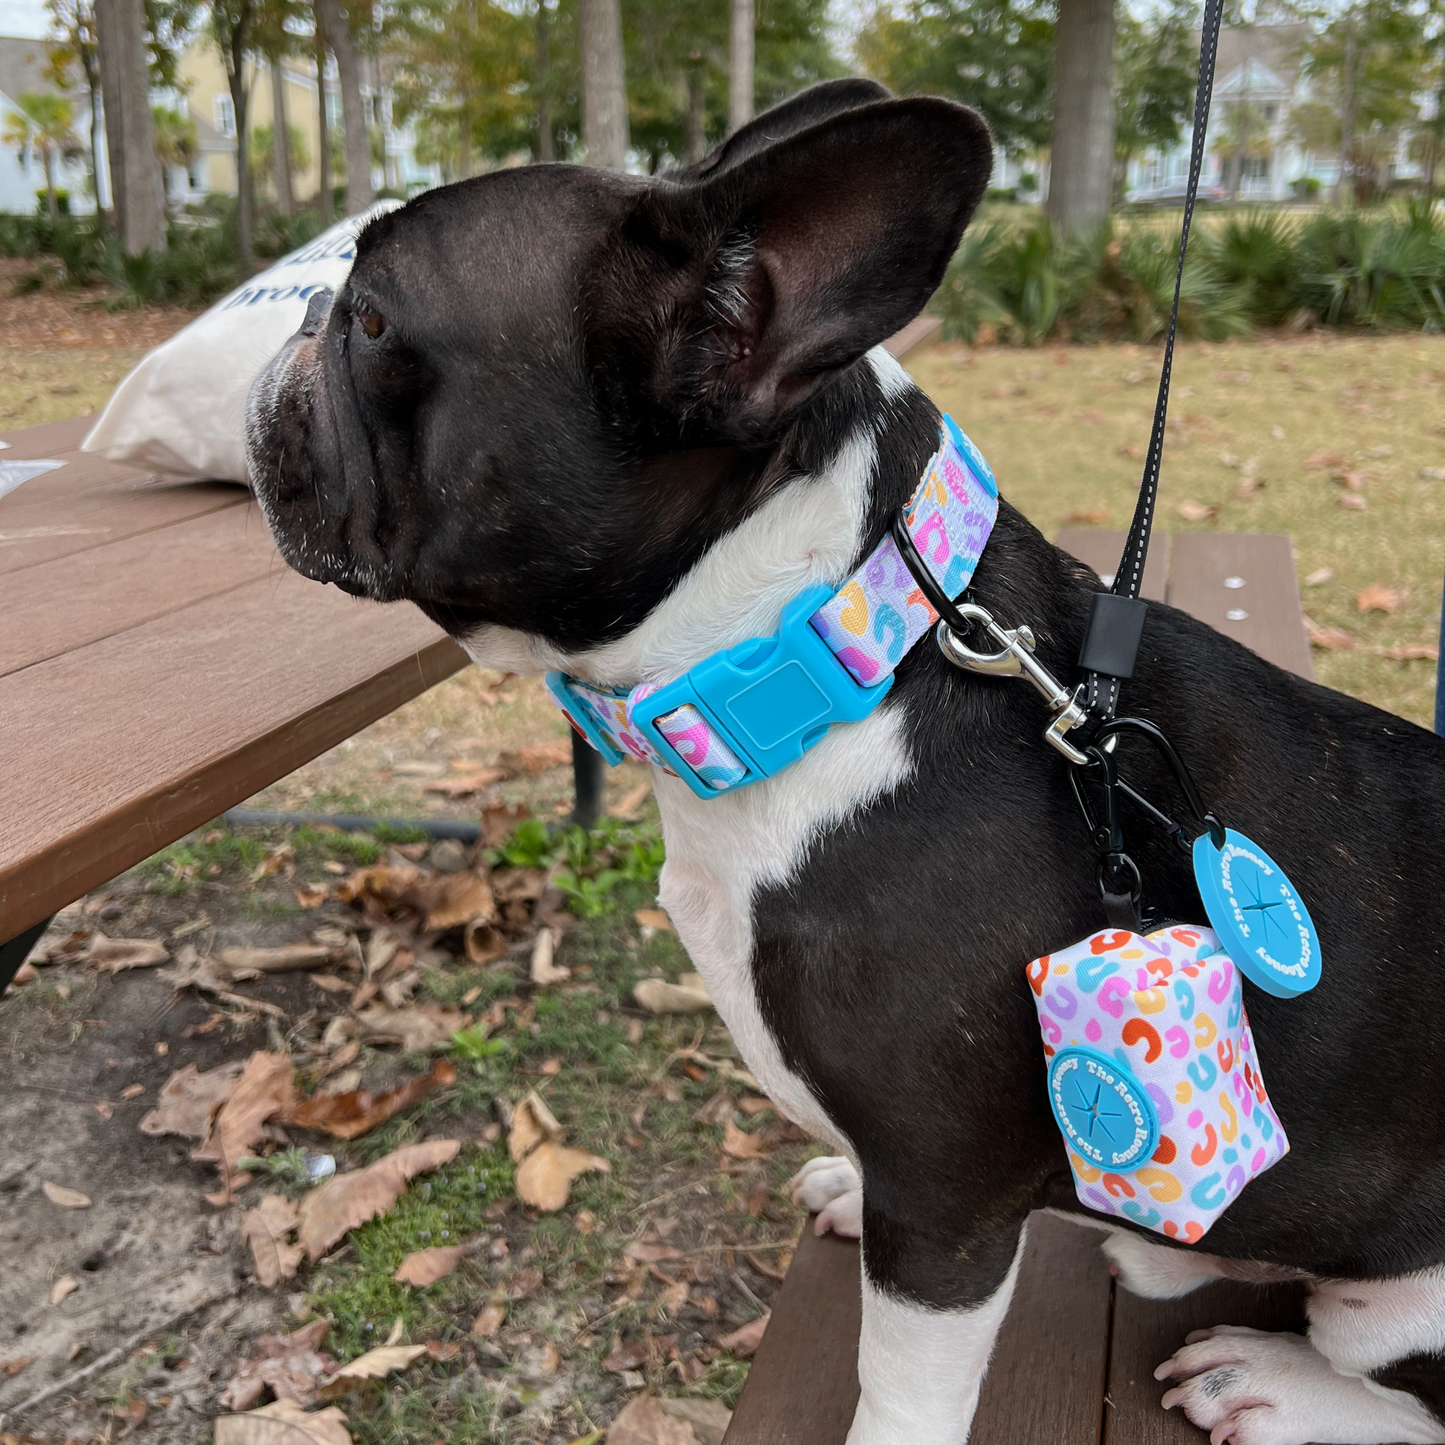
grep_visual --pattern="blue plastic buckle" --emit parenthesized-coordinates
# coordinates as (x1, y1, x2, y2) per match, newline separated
(545, 674, 628, 767)
(630, 583, 895, 800)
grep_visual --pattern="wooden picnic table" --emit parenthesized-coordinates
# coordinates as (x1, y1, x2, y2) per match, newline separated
(724, 524, 1319, 1445)
(0, 414, 470, 966)
(0, 322, 947, 983)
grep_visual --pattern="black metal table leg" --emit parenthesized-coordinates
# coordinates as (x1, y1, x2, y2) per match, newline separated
(569, 731, 605, 829)
(0, 915, 52, 999)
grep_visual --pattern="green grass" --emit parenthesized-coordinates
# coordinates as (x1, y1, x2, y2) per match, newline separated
(308, 1148, 516, 1358)
(910, 332, 1445, 726)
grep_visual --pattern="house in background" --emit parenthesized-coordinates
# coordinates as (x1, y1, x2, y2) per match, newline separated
(0, 33, 94, 214)
(1127, 22, 1427, 202)
(171, 37, 437, 209)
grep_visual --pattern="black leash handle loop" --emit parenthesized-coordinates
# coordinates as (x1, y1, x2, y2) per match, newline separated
(1079, 0, 1226, 719)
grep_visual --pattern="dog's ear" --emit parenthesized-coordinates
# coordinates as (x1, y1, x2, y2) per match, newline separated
(605, 97, 992, 443)
(678, 77, 894, 180)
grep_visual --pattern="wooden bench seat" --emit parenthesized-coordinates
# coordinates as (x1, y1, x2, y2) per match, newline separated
(723, 526, 1318, 1445)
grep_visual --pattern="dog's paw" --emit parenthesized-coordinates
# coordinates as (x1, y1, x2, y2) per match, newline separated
(790, 1156, 863, 1239)
(1155, 1325, 1445, 1445)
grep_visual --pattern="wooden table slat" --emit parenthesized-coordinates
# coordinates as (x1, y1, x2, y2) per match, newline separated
(0, 482, 248, 576)
(723, 1213, 1114, 1445)
(1103, 1280, 1308, 1445)
(1, 500, 282, 675)
(722, 1228, 862, 1445)
(0, 415, 91, 461)
(972, 1213, 1113, 1445)
(1056, 528, 1172, 604)
(0, 570, 466, 938)
(1167, 532, 1315, 681)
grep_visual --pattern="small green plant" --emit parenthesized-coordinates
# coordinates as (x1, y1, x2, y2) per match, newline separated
(236, 1147, 322, 1188)
(450, 1026, 509, 1065)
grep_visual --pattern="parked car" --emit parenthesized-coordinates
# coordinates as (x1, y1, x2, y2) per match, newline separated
(1125, 181, 1228, 206)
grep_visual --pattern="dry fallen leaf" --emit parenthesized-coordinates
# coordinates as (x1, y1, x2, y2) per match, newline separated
(392, 1244, 467, 1287)
(722, 1119, 771, 1161)
(140, 1062, 245, 1140)
(1306, 448, 1345, 468)
(85, 935, 169, 973)
(298, 1140, 461, 1260)
(471, 1302, 505, 1337)
(1303, 567, 1334, 587)
(633, 978, 712, 1015)
(1421, 467, 1445, 481)
(464, 920, 507, 965)
(219, 1321, 336, 1411)
(607, 1396, 700, 1445)
(214, 1397, 351, 1445)
(530, 928, 569, 986)
(1174, 499, 1219, 524)
(515, 1142, 610, 1212)
(1, 1355, 37, 1377)
(508, 1090, 564, 1162)
(193, 1052, 297, 1205)
(1337, 492, 1367, 511)
(50, 1274, 78, 1305)
(283, 1060, 456, 1140)
(1305, 617, 1356, 652)
(421, 872, 497, 933)
(422, 768, 507, 797)
(219, 945, 336, 974)
(317, 1344, 427, 1399)
(633, 909, 676, 934)
(425, 1340, 462, 1362)
(354, 1004, 468, 1053)
(1377, 643, 1440, 661)
(1356, 584, 1401, 615)
(497, 743, 571, 775)
(252, 843, 296, 882)
(242, 1194, 305, 1288)
(41, 1181, 91, 1209)
(717, 1313, 770, 1358)
(480, 803, 531, 849)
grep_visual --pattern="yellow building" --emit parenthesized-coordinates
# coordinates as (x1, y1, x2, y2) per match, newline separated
(170, 40, 328, 206)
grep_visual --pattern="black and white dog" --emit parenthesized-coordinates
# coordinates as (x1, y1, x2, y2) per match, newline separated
(246, 81, 1445, 1445)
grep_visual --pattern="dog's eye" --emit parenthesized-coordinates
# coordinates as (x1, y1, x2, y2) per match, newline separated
(354, 298, 388, 340)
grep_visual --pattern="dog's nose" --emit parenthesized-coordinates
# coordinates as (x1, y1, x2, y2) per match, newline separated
(300, 288, 335, 336)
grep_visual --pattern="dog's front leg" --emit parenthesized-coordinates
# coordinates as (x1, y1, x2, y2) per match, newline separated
(846, 1218, 1026, 1445)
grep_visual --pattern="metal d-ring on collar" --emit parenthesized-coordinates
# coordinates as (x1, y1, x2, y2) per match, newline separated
(890, 510, 1091, 764)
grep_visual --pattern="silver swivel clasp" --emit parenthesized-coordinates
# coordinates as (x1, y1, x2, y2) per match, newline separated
(936, 602, 1090, 764)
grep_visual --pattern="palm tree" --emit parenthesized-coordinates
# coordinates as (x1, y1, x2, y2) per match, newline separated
(2, 92, 77, 217)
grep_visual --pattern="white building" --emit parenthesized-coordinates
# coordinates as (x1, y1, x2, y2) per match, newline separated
(0, 34, 95, 215)
(1127, 22, 1429, 203)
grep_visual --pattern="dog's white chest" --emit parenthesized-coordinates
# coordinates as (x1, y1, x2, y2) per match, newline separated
(654, 708, 912, 1153)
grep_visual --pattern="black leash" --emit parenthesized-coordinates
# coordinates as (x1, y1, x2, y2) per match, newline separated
(1076, 0, 1226, 720)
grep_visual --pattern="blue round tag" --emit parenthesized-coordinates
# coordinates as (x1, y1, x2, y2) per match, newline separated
(1192, 827, 1321, 998)
(1047, 1046, 1158, 1172)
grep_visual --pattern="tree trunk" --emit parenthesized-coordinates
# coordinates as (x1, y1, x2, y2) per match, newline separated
(314, 0, 373, 213)
(685, 59, 705, 162)
(729, 0, 753, 134)
(229, 62, 254, 273)
(271, 59, 294, 215)
(82, 48, 105, 225)
(578, 0, 628, 168)
(535, 0, 554, 162)
(1046, 0, 1116, 235)
(94, 0, 166, 253)
(43, 143, 58, 217)
(1337, 15, 1357, 208)
(316, 39, 332, 219)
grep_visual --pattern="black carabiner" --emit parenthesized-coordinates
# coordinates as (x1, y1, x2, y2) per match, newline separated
(1091, 716, 1226, 849)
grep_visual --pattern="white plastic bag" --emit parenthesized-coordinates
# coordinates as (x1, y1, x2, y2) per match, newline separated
(82, 202, 400, 484)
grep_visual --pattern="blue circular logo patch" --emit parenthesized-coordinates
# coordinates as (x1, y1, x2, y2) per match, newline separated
(1048, 1046, 1158, 1172)
(1192, 828, 1322, 998)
